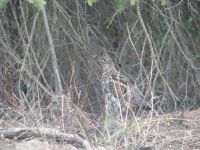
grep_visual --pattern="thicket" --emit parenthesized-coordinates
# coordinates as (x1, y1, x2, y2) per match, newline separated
(0, 0, 200, 148)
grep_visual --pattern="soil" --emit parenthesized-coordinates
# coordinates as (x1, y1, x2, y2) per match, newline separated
(0, 108, 200, 150)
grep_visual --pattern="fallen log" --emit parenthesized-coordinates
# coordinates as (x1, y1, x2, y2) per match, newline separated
(0, 127, 92, 150)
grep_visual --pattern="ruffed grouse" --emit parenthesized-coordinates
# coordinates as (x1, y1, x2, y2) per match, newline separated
(98, 52, 150, 116)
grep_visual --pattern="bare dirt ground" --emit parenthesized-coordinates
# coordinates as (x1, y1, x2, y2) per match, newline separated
(0, 108, 200, 150)
(136, 109, 200, 150)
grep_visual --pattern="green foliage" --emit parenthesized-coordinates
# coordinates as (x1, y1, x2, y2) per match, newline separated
(113, 0, 136, 12)
(26, 0, 46, 10)
(87, 0, 98, 6)
(160, 0, 168, 6)
(86, 0, 136, 12)
(0, 0, 8, 10)
(129, 0, 136, 6)
(112, 0, 129, 13)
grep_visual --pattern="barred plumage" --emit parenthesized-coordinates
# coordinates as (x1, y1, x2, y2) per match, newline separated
(98, 52, 149, 116)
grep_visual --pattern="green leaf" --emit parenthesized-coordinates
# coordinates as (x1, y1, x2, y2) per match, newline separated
(129, 0, 136, 6)
(160, 0, 168, 6)
(25, 0, 46, 10)
(87, 0, 97, 6)
(33, 0, 46, 10)
(113, 0, 129, 13)
(0, 0, 8, 10)
(87, 0, 93, 6)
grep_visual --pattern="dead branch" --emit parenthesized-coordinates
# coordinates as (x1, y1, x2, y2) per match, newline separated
(0, 127, 92, 150)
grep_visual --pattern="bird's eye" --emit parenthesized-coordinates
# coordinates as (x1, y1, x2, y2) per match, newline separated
(102, 58, 107, 62)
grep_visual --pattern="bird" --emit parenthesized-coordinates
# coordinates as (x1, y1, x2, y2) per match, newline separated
(97, 51, 150, 117)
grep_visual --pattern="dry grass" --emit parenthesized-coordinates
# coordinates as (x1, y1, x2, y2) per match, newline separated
(0, 0, 200, 149)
